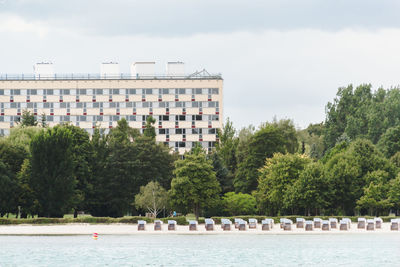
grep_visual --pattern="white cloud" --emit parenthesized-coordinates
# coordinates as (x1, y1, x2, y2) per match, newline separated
(0, 14, 49, 37)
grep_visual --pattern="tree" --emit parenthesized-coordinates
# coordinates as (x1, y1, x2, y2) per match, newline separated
(40, 113, 47, 127)
(377, 126, 400, 158)
(325, 139, 395, 215)
(271, 118, 299, 153)
(29, 125, 76, 217)
(169, 150, 221, 220)
(19, 110, 37, 127)
(234, 123, 286, 193)
(255, 153, 311, 216)
(143, 115, 156, 139)
(388, 174, 400, 215)
(0, 160, 18, 217)
(135, 181, 168, 218)
(216, 118, 238, 174)
(61, 124, 93, 217)
(210, 152, 230, 193)
(285, 162, 330, 216)
(222, 192, 256, 216)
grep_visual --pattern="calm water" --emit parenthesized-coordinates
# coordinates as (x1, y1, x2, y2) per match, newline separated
(0, 234, 399, 266)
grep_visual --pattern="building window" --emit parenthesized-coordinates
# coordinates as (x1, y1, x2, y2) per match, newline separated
(127, 89, 136, 94)
(193, 115, 202, 121)
(144, 89, 153, 95)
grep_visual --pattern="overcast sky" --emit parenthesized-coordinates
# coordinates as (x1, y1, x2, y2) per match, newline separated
(1, 0, 400, 129)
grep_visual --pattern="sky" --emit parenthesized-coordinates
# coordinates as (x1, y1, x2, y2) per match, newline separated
(1, 0, 400, 129)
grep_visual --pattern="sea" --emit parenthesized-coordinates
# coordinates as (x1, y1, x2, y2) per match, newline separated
(0, 234, 399, 266)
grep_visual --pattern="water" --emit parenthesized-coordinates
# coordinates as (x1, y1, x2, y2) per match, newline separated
(0, 234, 399, 266)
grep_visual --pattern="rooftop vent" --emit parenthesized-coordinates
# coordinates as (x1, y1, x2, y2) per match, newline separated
(33, 62, 54, 79)
(100, 62, 120, 79)
(131, 62, 155, 77)
(166, 62, 184, 76)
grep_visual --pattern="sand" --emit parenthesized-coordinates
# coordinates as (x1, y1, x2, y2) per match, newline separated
(0, 222, 397, 235)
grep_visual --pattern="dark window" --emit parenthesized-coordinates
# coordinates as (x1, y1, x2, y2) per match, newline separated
(175, 142, 185, 148)
(112, 89, 119, 95)
(192, 115, 202, 121)
(212, 88, 219, 94)
(175, 115, 186, 121)
(159, 129, 166, 134)
(145, 89, 153, 94)
(208, 128, 216, 134)
(128, 89, 136, 94)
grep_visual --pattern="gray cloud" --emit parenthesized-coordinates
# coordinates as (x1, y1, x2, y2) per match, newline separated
(2, 0, 400, 37)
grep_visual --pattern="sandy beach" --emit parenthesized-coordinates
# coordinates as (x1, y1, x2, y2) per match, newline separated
(0, 222, 398, 235)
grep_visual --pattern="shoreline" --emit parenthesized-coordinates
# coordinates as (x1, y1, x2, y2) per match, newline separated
(0, 223, 398, 235)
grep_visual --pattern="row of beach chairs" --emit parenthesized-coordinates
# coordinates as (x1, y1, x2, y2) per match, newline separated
(136, 217, 399, 231)
(285, 217, 384, 231)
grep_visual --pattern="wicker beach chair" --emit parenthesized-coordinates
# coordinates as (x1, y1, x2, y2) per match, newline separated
(313, 218, 322, 228)
(283, 219, 293, 231)
(329, 218, 338, 229)
(138, 220, 146, 231)
(343, 218, 351, 229)
(234, 218, 241, 229)
(357, 218, 366, 229)
(205, 218, 215, 231)
(321, 220, 330, 231)
(262, 219, 271, 231)
(305, 220, 313, 231)
(296, 218, 305, 228)
(391, 219, 399, 231)
(339, 220, 348, 230)
(154, 220, 163, 231)
(280, 218, 286, 229)
(221, 219, 232, 231)
(366, 219, 374, 231)
(374, 217, 382, 229)
(189, 220, 198, 231)
(249, 218, 257, 229)
(168, 220, 177, 231)
(238, 219, 247, 231)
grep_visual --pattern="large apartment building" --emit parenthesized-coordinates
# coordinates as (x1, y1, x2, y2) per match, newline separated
(0, 62, 223, 153)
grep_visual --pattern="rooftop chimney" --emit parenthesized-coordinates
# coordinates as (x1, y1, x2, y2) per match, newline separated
(131, 62, 155, 78)
(166, 62, 185, 76)
(100, 62, 120, 79)
(33, 62, 54, 79)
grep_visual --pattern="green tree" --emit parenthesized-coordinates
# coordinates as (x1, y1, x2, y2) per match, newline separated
(0, 160, 18, 217)
(19, 110, 38, 127)
(169, 150, 221, 220)
(377, 126, 400, 158)
(222, 192, 256, 216)
(61, 124, 93, 217)
(216, 118, 238, 174)
(388, 174, 400, 215)
(135, 181, 168, 218)
(29, 126, 76, 217)
(285, 162, 330, 215)
(255, 153, 311, 216)
(234, 123, 286, 193)
(325, 139, 395, 215)
(143, 115, 156, 139)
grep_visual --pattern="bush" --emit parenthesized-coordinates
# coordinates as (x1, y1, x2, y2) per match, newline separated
(222, 192, 257, 216)
(161, 216, 188, 225)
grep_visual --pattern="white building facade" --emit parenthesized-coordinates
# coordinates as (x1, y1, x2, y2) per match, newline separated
(0, 62, 223, 153)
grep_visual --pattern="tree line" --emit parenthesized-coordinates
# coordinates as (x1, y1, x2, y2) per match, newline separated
(1, 84, 400, 218)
